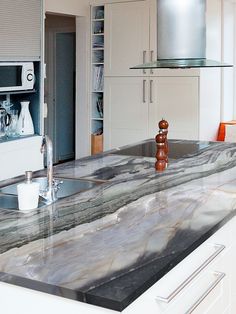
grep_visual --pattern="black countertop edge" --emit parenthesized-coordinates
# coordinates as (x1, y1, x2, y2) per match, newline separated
(0, 210, 235, 312)
(83, 210, 236, 311)
(0, 272, 85, 303)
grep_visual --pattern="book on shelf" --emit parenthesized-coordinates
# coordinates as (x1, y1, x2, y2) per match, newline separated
(93, 42, 104, 48)
(93, 65, 104, 91)
(96, 98, 103, 118)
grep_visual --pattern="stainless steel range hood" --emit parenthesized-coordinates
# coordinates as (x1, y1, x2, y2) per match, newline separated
(131, 0, 232, 69)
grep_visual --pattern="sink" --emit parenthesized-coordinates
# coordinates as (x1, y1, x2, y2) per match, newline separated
(0, 177, 100, 210)
(0, 194, 46, 210)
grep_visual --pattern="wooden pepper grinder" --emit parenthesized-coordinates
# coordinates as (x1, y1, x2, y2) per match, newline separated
(159, 119, 169, 164)
(155, 132, 167, 171)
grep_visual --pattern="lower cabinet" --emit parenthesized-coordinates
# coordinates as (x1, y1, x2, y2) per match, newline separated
(0, 217, 235, 313)
(104, 76, 199, 150)
(149, 76, 199, 141)
(124, 216, 236, 314)
(104, 77, 149, 150)
(0, 136, 43, 181)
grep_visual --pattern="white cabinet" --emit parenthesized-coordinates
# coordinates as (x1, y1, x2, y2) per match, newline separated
(88, 0, 224, 154)
(123, 216, 236, 314)
(0, 0, 44, 179)
(105, 75, 199, 149)
(0, 0, 42, 60)
(149, 76, 199, 140)
(104, 1, 149, 77)
(104, 77, 149, 149)
(102, 0, 204, 149)
(0, 136, 43, 181)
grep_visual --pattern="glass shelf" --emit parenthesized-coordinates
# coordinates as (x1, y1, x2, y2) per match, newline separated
(130, 59, 233, 69)
(92, 19, 104, 22)
(0, 89, 37, 96)
(0, 134, 38, 144)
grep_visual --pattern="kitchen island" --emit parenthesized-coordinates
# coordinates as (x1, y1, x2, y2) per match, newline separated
(0, 139, 236, 313)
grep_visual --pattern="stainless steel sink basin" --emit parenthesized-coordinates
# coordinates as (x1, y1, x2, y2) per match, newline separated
(0, 194, 46, 210)
(0, 177, 100, 210)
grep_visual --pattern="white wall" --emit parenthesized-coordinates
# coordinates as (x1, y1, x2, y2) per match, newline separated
(45, 0, 88, 16)
(221, 0, 236, 121)
(45, 0, 138, 16)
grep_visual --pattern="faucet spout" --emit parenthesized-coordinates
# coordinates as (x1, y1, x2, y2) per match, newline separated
(40, 135, 57, 204)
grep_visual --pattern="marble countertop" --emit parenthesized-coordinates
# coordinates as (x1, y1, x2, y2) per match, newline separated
(0, 139, 236, 311)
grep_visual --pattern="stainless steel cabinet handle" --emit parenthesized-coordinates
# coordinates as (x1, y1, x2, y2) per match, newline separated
(185, 272, 226, 314)
(150, 50, 154, 74)
(156, 244, 225, 303)
(150, 80, 153, 103)
(143, 51, 147, 74)
(143, 80, 146, 103)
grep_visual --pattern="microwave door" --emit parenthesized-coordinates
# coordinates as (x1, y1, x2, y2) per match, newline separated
(0, 65, 23, 92)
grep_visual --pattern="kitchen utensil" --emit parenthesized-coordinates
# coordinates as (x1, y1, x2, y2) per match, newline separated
(7, 110, 18, 137)
(0, 108, 11, 138)
(17, 171, 40, 210)
(17, 101, 34, 136)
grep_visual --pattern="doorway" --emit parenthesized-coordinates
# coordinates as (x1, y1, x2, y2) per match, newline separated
(45, 14, 76, 164)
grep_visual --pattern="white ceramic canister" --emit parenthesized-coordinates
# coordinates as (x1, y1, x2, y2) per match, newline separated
(17, 171, 40, 211)
(17, 182, 40, 210)
(17, 101, 34, 135)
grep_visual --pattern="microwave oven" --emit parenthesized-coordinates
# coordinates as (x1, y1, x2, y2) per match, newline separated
(0, 62, 35, 92)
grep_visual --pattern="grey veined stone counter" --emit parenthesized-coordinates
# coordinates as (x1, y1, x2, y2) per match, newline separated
(0, 139, 236, 311)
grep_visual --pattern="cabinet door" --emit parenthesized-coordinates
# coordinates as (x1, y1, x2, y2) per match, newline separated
(148, 0, 157, 76)
(0, 136, 43, 181)
(104, 77, 149, 150)
(0, 0, 42, 60)
(148, 76, 199, 140)
(104, 1, 149, 77)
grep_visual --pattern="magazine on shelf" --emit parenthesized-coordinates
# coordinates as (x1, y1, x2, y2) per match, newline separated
(96, 98, 103, 117)
(93, 65, 104, 91)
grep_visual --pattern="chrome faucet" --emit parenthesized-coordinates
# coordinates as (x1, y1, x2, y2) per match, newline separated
(40, 135, 58, 204)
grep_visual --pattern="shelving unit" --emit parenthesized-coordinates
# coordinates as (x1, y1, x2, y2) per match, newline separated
(90, 5, 104, 155)
(0, 61, 42, 137)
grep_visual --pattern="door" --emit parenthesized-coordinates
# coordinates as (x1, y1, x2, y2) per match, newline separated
(104, 77, 149, 149)
(149, 76, 199, 140)
(45, 31, 76, 164)
(55, 32, 76, 163)
(104, 1, 149, 77)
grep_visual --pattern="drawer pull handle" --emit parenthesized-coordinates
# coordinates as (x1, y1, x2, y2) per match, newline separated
(143, 80, 147, 103)
(143, 51, 147, 74)
(150, 80, 153, 103)
(185, 271, 226, 314)
(156, 244, 225, 303)
(150, 50, 154, 74)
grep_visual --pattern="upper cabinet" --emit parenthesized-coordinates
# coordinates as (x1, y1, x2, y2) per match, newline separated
(0, 0, 42, 61)
(104, 1, 149, 76)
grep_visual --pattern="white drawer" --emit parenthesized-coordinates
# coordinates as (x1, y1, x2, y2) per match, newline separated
(183, 250, 231, 314)
(204, 216, 236, 250)
(124, 245, 230, 314)
(123, 216, 236, 314)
